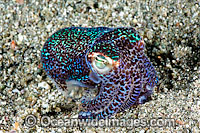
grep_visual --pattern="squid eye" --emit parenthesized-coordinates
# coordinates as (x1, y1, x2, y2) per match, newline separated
(95, 61, 106, 69)
(94, 55, 108, 69)
(97, 55, 106, 59)
(95, 55, 107, 62)
(92, 55, 112, 73)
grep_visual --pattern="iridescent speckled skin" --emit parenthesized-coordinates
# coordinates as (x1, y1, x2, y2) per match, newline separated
(41, 27, 158, 119)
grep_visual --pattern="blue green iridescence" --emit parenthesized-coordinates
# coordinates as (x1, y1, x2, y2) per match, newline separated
(41, 27, 114, 82)
(41, 27, 158, 120)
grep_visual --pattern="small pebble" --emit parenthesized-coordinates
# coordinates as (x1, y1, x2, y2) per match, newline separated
(12, 89, 20, 93)
(42, 103, 49, 108)
(38, 81, 51, 90)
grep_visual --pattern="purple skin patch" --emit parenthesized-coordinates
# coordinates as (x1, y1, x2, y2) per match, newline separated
(41, 27, 158, 119)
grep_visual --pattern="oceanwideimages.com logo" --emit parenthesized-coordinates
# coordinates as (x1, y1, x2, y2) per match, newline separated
(24, 114, 176, 128)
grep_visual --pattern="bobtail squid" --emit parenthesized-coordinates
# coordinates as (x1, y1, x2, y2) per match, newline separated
(41, 27, 158, 119)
